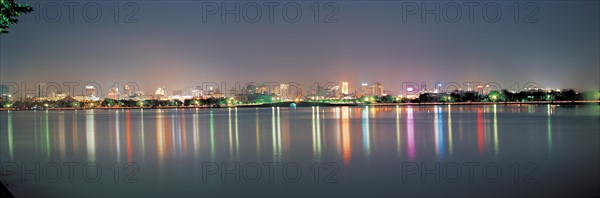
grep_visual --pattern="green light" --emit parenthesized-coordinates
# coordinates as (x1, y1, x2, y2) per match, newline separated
(228, 108, 233, 160)
(493, 105, 498, 156)
(8, 111, 14, 160)
(45, 111, 50, 158)
(210, 110, 215, 161)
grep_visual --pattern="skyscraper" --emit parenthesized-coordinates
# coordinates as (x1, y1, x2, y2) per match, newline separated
(341, 82, 349, 95)
(279, 83, 289, 100)
(374, 82, 383, 96)
(361, 83, 369, 96)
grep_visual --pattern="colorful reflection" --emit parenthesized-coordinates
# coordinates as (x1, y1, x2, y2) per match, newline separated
(434, 106, 445, 160)
(126, 111, 132, 162)
(269, 107, 283, 161)
(7, 111, 14, 160)
(193, 110, 200, 160)
(34, 111, 38, 155)
(341, 106, 351, 166)
(228, 108, 234, 160)
(156, 110, 164, 166)
(44, 110, 50, 158)
(272, 107, 276, 160)
(210, 110, 215, 161)
(547, 104, 553, 155)
(72, 111, 79, 156)
(181, 110, 188, 157)
(140, 109, 146, 160)
(312, 106, 323, 161)
(235, 108, 240, 160)
(255, 108, 261, 159)
(493, 105, 499, 156)
(1, 105, 581, 177)
(59, 112, 66, 159)
(477, 109, 484, 154)
(277, 107, 283, 161)
(86, 110, 96, 162)
(406, 107, 415, 161)
(334, 107, 341, 157)
(447, 105, 453, 157)
(395, 106, 401, 158)
(362, 106, 371, 158)
(225, 108, 239, 160)
(116, 111, 121, 162)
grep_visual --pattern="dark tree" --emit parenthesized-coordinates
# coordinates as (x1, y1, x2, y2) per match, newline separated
(501, 89, 514, 102)
(563, 89, 577, 101)
(382, 95, 395, 103)
(464, 92, 476, 102)
(1, 0, 33, 34)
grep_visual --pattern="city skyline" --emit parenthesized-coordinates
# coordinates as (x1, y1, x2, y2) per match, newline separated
(0, 79, 588, 100)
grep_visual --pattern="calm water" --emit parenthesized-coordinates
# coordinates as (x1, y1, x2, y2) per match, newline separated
(1, 105, 599, 197)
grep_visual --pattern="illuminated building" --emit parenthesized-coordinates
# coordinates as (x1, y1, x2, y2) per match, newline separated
(405, 86, 418, 99)
(374, 82, 383, 96)
(155, 87, 166, 99)
(123, 84, 133, 97)
(34, 82, 46, 99)
(341, 82, 349, 95)
(279, 83, 289, 101)
(107, 87, 120, 100)
(361, 83, 369, 96)
(191, 86, 203, 97)
(84, 86, 98, 101)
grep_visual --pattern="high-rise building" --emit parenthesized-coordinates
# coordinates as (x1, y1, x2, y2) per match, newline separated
(361, 83, 369, 96)
(257, 85, 268, 95)
(85, 86, 97, 97)
(155, 87, 166, 99)
(84, 86, 99, 101)
(192, 86, 203, 97)
(35, 82, 46, 99)
(374, 82, 383, 96)
(279, 83, 289, 100)
(341, 82, 349, 95)
(107, 87, 120, 100)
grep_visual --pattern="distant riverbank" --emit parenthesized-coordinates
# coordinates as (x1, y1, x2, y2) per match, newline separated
(1, 100, 598, 111)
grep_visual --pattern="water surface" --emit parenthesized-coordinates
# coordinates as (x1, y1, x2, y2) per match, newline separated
(1, 105, 598, 197)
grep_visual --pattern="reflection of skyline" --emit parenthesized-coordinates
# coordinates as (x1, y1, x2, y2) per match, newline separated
(3, 105, 581, 164)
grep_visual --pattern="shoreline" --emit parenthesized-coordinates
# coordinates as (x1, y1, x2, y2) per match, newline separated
(1, 100, 598, 111)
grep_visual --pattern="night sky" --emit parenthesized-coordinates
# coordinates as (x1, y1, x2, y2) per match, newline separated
(1, 1, 599, 94)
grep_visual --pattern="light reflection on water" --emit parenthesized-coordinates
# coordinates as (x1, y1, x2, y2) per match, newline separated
(0, 105, 598, 197)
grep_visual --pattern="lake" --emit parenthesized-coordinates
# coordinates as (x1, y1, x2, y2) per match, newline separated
(1, 105, 599, 197)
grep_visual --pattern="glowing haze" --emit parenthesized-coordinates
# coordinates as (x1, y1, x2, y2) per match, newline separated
(1, 1, 598, 94)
